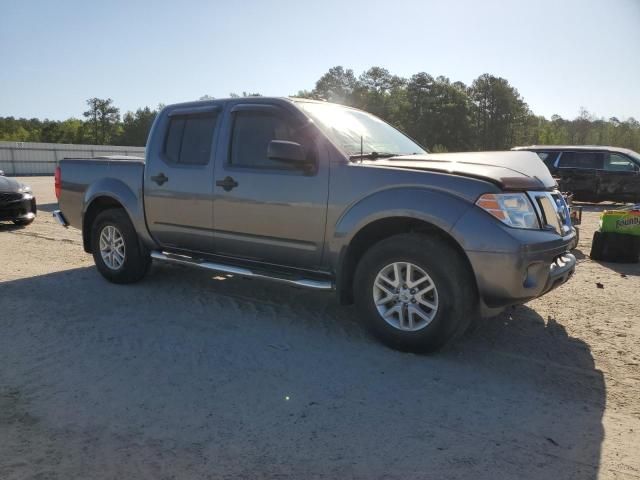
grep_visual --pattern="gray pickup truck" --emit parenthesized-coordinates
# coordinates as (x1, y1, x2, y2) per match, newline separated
(54, 97, 576, 352)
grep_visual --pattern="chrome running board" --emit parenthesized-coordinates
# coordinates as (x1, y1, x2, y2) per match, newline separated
(150, 251, 333, 290)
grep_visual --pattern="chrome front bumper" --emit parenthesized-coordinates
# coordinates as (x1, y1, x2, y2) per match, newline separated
(541, 252, 576, 294)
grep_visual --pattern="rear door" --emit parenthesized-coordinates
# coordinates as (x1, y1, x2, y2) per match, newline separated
(144, 105, 220, 253)
(555, 151, 603, 200)
(211, 103, 329, 269)
(598, 152, 640, 202)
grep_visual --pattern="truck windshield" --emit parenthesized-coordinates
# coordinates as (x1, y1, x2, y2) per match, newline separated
(297, 101, 426, 158)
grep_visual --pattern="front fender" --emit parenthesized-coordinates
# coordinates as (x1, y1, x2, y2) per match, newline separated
(331, 187, 473, 255)
(328, 187, 474, 304)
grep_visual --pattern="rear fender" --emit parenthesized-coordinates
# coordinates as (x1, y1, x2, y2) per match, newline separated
(82, 178, 156, 251)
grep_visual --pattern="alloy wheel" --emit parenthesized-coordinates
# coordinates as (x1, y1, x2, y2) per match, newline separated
(372, 262, 439, 331)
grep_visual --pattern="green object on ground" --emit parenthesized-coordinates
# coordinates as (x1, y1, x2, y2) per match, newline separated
(600, 210, 640, 236)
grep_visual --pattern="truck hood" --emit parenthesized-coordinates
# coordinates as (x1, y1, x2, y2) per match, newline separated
(0, 175, 27, 193)
(367, 151, 556, 190)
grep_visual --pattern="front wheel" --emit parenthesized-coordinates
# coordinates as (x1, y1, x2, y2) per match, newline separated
(90, 209, 150, 283)
(354, 233, 477, 353)
(13, 217, 34, 226)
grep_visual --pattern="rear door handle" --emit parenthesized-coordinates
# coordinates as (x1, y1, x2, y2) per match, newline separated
(216, 176, 239, 191)
(151, 173, 169, 185)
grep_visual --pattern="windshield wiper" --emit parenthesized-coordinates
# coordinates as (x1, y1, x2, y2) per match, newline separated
(349, 151, 400, 161)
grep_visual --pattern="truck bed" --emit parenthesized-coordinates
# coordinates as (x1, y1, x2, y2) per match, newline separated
(57, 156, 145, 231)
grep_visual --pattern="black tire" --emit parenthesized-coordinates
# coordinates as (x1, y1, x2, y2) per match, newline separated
(354, 233, 477, 353)
(569, 227, 580, 250)
(13, 217, 34, 226)
(590, 231, 640, 263)
(590, 231, 605, 261)
(90, 209, 151, 283)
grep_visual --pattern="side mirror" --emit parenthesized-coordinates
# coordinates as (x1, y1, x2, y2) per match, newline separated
(0, 170, 4, 176)
(268, 140, 309, 167)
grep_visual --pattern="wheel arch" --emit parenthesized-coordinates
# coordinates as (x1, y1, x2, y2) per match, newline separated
(81, 177, 155, 253)
(82, 195, 129, 253)
(336, 216, 478, 305)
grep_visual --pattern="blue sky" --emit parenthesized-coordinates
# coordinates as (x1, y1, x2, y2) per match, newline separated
(1, 0, 639, 121)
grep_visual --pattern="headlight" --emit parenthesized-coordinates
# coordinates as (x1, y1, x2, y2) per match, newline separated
(476, 193, 540, 229)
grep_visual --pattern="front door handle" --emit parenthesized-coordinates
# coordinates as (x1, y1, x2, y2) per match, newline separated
(216, 176, 239, 191)
(151, 172, 169, 185)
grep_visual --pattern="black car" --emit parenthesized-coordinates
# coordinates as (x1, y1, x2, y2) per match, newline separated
(0, 170, 37, 226)
(512, 145, 640, 203)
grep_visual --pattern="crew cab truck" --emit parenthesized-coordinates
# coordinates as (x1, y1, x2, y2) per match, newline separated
(54, 98, 576, 352)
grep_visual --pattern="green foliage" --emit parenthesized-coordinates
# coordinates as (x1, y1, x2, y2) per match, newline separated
(306, 66, 640, 153)
(83, 97, 121, 144)
(0, 117, 87, 143)
(116, 107, 158, 146)
(229, 92, 262, 98)
(0, 100, 158, 147)
(312, 66, 358, 104)
(0, 77, 639, 152)
(431, 144, 449, 153)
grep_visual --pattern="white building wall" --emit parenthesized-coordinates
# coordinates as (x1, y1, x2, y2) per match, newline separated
(0, 141, 145, 175)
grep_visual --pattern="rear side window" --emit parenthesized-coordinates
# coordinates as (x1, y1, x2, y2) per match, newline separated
(558, 151, 604, 170)
(229, 111, 302, 169)
(164, 113, 217, 166)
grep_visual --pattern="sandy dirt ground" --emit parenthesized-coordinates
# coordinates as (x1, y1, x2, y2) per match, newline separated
(0, 176, 639, 479)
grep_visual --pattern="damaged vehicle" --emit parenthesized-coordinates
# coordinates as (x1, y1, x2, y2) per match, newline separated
(513, 145, 640, 204)
(0, 170, 37, 226)
(54, 98, 576, 352)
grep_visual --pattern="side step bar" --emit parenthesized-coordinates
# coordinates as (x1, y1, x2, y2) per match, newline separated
(150, 251, 333, 291)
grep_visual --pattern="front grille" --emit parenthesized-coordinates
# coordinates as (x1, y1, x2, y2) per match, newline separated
(0, 192, 23, 203)
(528, 191, 572, 236)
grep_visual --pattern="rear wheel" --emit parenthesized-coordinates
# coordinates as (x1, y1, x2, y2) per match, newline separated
(354, 233, 477, 353)
(90, 209, 150, 283)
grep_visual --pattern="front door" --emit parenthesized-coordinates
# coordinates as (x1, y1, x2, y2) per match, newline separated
(598, 152, 640, 202)
(212, 104, 329, 269)
(144, 106, 220, 253)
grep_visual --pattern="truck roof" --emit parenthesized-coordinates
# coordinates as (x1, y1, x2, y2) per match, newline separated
(513, 145, 638, 156)
(167, 96, 321, 107)
(164, 97, 347, 114)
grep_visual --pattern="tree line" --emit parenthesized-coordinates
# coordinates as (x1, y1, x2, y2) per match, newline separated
(0, 99, 159, 147)
(1, 66, 639, 152)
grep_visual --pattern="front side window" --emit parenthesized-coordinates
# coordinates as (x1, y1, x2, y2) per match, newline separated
(558, 151, 604, 170)
(230, 111, 303, 169)
(297, 101, 426, 157)
(604, 153, 637, 172)
(164, 113, 217, 166)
